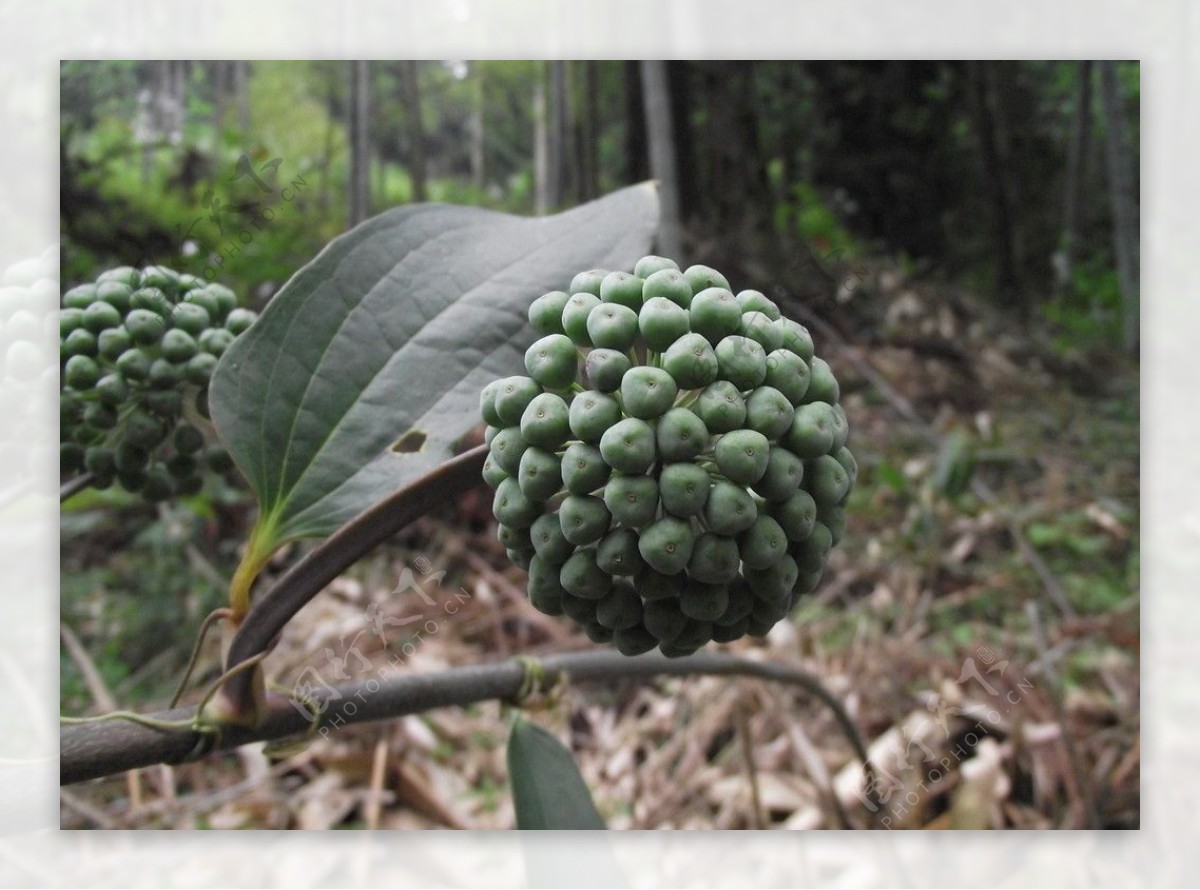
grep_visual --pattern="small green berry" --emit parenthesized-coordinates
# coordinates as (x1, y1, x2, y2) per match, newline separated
(596, 528, 646, 576)
(125, 309, 165, 346)
(784, 401, 837, 459)
(517, 446, 564, 501)
(524, 334, 578, 389)
(598, 271, 644, 311)
(739, 515, 789, 569)
(560, 548, 612, 600)
(764, 349, 811, 405)
(561, 292, 601, 346)
(493, 477, 541, 528)
(585, 302, 639, 351)
(638, 516, 696, 575)
(595, 581, 643, 631)
(689, 287, 741, 344)
(520, 392, 571, 449)
(714, 429, 770, 486)
(735, 289, 781, 320)
(495, 375, 542, 426)
(704, 480, 758, 536)
(599, 417, 656, 474)
(584, 348, 631, 393)
(82, 300, 122, 334)
(161, 329, 199, 364)
(715, 335, 767, 390)
(223, 307, 256, 335)
(754, 446, 805, 501)
(558, 494, 611, 546)
(529, 290, 570, 335)
(620, 366, 678, 420)
(568, 391, 622, 444)
(489, 426, 528, 476)
(602, 473, 659, 528)
(633, 255, 680, 279)
(744, 385, 794, 440)
(682, 264, 731, 295)
(656, 407, 710, 462)
(561, 442, 611, 494)
(687, 533, 741, 584)
(642, 268, 693, 309)
(638, 296, 690, 352)
(739, 311, 783, 353)
(63, 354, 100, 390)
(691, 380, 746, 434)
(531, 513, 575, 565)
(569, 268, 608, 297)
(662, 332, 718, 390)
(803, 356, 840, 404)
(806, 454, 850, 507)
(658, 462, 711, 518)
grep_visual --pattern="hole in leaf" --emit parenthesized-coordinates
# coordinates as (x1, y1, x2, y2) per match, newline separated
(391, 429, 427, 453)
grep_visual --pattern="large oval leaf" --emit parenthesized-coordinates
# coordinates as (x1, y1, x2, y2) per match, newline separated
(508, 716, 606, 830)
(210, 184, 658, 546)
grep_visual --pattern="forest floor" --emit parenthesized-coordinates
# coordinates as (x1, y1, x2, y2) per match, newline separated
(60, 264, 1140, 831)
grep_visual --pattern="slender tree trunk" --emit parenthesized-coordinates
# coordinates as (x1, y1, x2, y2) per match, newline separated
(547, 61, 568, 209)
(667, 62, 697, 225)
(966, 61, 1021, 303)
(402, 61, 427, 202)
(233, 60, 250, 132)
(211, 61, 228, 179)
(347, 60, 371, 227)
(1060, 61, 1093, 290)
(579, 60, 599, 200)
(468, 65, 485, 191)
(641, 60, 683, 262)
(533, 64, 549, 214)
(1099, 61, 1139, 354)
(624, 61, 649, 185)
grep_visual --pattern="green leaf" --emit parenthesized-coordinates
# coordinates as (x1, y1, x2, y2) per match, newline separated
(507, 716, 606, 830)
(210, 185, 659, 547)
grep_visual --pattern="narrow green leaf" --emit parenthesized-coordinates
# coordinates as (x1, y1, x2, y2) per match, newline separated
(508, 716, 606, 830)
(210, 185, 658, 546)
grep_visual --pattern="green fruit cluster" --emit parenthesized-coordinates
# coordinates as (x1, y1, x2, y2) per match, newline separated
(59, 265, 255, 499)
(481, 257, 856, 657)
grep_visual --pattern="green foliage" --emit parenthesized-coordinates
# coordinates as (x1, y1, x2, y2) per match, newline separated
(773, 182, 861, 257)
(1041, 257, 1125, 352)
(483, 257, 856, 655)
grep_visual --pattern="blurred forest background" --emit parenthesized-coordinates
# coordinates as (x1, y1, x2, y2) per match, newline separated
(60, 61, 1139, 830)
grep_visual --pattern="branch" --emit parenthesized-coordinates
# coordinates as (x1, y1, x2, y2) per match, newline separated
(60, 473, 94, 503)
(218, 445, 488, 715)
(61, 650, 877, 815)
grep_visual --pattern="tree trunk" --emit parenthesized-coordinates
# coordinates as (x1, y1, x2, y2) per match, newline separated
(468, 65, 485, 191)
(1060, 61, 1093, 290)
(547, 61, 569, 209)
(667, 62, 697, 225)
(233, 60, 250, 132)
(1099, 61, 1139, 354)
(624, 61, 649, 185)
(966, 62, 1021, 303)
(347, 60, 371, 227)
(579, 60, 599, 200)
(641, 60, 684, 263)
(402, 60, 428, 203)
(533, 64, 549, 214)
